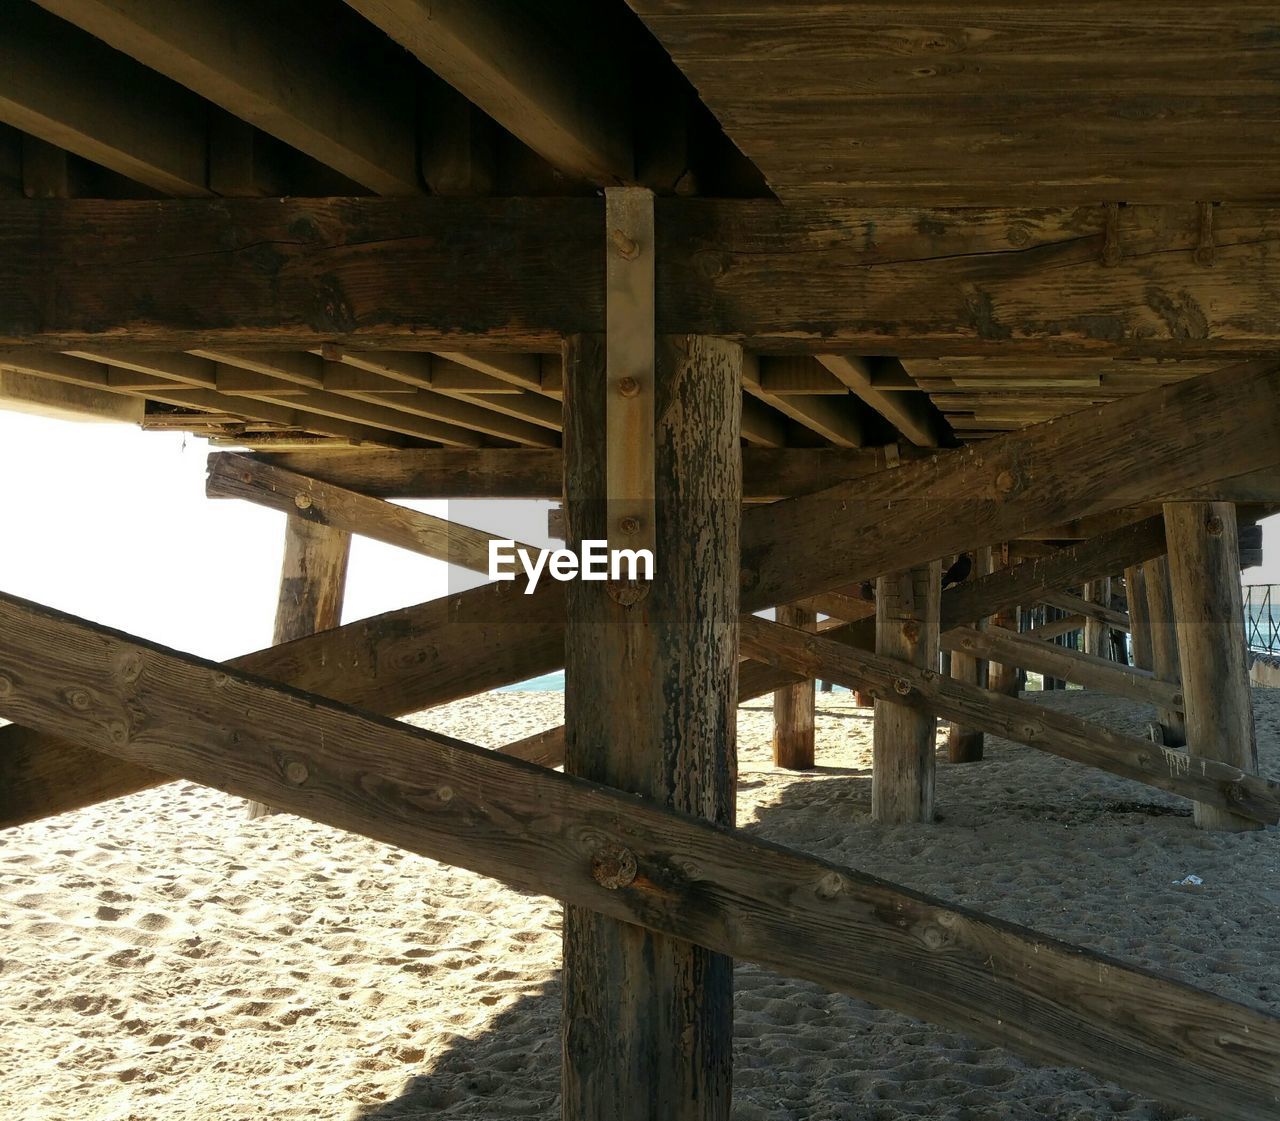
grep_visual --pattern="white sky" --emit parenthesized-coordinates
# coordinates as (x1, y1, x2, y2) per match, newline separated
(0, 409, 552, 663)
(0, 408, 1277, 664)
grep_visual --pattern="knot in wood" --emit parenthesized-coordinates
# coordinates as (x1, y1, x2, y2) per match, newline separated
(591, 844, 637, 890)
(994, 469, 1018, 495)
(1005, 224, 1031, 247)
(616, 376, 641, 399)
(67, 689, 92, 711)
(902, 620, 921, 643)
(0, 673, 12, 698)
(117, 652, 144, 684)
(1206, 515, 1224, 537)
(815, 872, 844, 900)
(283, 759, 310, 785)
(294, 492, 313, 511)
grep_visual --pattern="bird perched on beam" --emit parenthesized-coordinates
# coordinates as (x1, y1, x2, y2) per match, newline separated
(942, 554, 973, 589)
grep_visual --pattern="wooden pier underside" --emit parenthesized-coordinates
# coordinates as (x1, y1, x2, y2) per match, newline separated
(2, 2, 1280, 1118)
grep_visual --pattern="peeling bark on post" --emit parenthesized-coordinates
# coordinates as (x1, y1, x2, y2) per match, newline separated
(873, 561, 941, 824)
(1144, 553, 1187, 746)
(773, 604, 816, 769)
(246, 516, 350, 819)
(1164, 502, 1261, 832)
(561, 333, 740, 1121)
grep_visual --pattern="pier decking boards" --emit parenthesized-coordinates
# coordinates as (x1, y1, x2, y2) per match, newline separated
(1, 2, 1279, 1117)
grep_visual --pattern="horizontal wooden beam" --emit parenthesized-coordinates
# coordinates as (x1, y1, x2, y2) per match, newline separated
(0, 590, 1277, 1121)
(1028, 613, 1088, 641)
(206, 452, 529, 572)
(7, 198, 1280, 353)
(943, 625, 1182, 711)
(739, 616, 1278, 826)
(229, 446, 919, 499)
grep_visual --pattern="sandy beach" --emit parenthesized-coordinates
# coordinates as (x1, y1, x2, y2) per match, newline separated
(2, 688, 1277, 1121)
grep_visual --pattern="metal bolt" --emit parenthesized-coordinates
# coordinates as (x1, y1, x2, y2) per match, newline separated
(616, 376, 641, 398)
(294, 493, 313, 511)
(609, 228, 640, 261)
(618, 516, 641, 536)
(994, 470, 1017, 495)
(284, 760, 310, 785)
(893, 678, 911, 696)
(591, 844, 638, 890)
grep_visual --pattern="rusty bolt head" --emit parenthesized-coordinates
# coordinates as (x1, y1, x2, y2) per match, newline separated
(893, 678, 911, 696)
(1206, 515, 1224, 537)
(616, 376, 641, 398)
(609, 228, 640, 261)
(591, 844, 637, 890)
(994, 470, 1017, 495)
(294, 493, 313, 511)
(618, 515, 641, 536)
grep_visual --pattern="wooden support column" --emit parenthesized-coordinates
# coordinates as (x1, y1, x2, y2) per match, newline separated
(1164, 502, 1261, 832)
(561, 332, 740, 1120)
(1144, 553, 1187, 746)
(773, 604, 816, 769)
(1126, 563, 1154, 670)
(947, 545, 991, 762)
(246, 516, 349, 819)
(873, 561, 941, 824)
(1083, 577, 1111, 657)
(986, 544, 1021, 696)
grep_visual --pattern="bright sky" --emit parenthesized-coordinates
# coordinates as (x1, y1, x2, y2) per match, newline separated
(0, 408, 1277, 664)
(0, 409, 553, 663)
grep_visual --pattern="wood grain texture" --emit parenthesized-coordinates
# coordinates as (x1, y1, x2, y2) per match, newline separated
(4, 199, 1280, 355)
(247, 514, 350, 819)
(1165, 502, 1260, 831)
(946, 547, 990, 764)
(872, 562, 940, 823)
(1, 591, 1278, 1120)
(772, 604, 816, 770)
(0, 576, 564, 828)
(628, 3, 1280, 205)
(562, 334, 740, 1120)
(250, 446, 919, 500)
(740, 616, 1280, 825)
(1144, 553, 1187, 746)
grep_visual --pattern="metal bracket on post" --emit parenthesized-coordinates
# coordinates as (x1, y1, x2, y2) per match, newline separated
(605, 187, 657, 589)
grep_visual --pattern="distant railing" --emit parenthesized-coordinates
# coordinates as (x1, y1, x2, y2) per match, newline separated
(1243, 584, 1280, 656)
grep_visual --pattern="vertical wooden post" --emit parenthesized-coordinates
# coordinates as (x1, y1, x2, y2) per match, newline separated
(1126, 563, 1154, 671)
(1144, 553, 1186, 746)
(1084, 576, 1110, 657)
(872, 561, 941, 823)
(773, 604, 816, 769)
(947, 545, 991, 762)
(246, 516, 350, 820)
(1164, 502, 1260, 832)
(561, 334, 740, 1121)
(986, 544, 1021, 696)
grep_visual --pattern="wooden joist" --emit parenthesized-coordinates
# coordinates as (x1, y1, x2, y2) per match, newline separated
(35, 0, 419, 195)
(0, 591, 1278, 1121)
(344, 0, 630, 184)
(815, 354, 948, 447)
(11, 198, 1280, 353)
(205, 453, 524, 573)
(744, 356, 865, 446)
(739, 616, 1280, 826)
(942, 626, 1182, 711)
(0, 5, 211, 196)
(1027, 613, 1087, 641)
